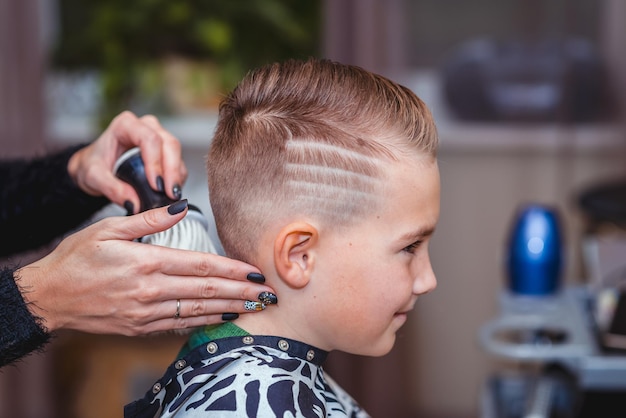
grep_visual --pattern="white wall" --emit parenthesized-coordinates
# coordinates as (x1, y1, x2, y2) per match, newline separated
(408, 122, 626, 417)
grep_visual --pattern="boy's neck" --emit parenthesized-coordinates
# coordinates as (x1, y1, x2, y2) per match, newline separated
(232, 297, 327, 350)
(233, 306, 286, 337)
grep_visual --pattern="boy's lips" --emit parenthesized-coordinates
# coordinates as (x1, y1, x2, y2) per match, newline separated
(393, 311, 410, 326)
(396, 299, 417, 316)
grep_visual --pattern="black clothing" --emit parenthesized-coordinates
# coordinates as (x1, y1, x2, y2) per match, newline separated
(0, 144, 108, 256)
(0, 266, 51, 366)
(0, 145, 109, 366)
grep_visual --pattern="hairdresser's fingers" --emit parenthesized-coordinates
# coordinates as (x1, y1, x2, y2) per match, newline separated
(71, 112, 186, 209)
(177, 298, 271, 318)
(164, 298, 267, 320)
(139, 115, 188, 200)
(70, 149, 141, 209)
(111, 111, 186, 195)
(143, 275, 274, 305)
(172, 298, 274, 319)
(124, 298, 272, 335)
(97, 202, 188, 242)
(67, 126, 145, 209)
(146, 243, 262, 280)
(90, 170, 141, 211)
(144, 298, 274, 334)
(109, 111, 166, 193)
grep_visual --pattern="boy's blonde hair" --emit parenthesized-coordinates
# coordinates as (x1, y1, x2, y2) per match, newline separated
(208, 59, 438, 262)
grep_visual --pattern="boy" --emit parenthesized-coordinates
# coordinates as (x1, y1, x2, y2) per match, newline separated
(126, 58, 439, 417)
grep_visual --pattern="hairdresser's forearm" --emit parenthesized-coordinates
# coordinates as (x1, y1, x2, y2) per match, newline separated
(0, 267, 51, 367)
(0, 144, 109, 257)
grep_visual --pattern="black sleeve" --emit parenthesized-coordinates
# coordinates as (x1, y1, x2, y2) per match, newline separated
(0, 144, 110, 257)
(0, 266, 50, 367)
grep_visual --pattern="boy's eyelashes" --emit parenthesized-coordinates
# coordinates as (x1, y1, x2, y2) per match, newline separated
(397, 227, 436, 255)
(402, 240, 423, 254)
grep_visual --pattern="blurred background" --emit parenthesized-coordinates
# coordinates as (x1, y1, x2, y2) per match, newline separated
(1, 0, 626, 417)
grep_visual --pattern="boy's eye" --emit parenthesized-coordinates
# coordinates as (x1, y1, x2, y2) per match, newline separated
(402, 241, 422, 254)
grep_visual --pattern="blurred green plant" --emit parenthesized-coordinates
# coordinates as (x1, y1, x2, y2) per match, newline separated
(51, 0, 321, 125)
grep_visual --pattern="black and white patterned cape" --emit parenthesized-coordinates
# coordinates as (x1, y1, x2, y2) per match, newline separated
(125, 335, 371, 417)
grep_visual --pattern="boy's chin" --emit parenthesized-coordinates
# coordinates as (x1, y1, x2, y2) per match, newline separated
(344, 336, 396, 357)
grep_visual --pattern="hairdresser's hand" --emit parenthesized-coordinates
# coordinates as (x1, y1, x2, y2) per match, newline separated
(67, 111, 188, 213)
(16, 201, 275, 335)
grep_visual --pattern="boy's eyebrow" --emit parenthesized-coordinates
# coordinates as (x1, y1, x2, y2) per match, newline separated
(399, 225, 436, 242)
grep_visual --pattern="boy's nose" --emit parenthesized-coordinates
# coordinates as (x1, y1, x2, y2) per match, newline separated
(413, 258, 437, 295)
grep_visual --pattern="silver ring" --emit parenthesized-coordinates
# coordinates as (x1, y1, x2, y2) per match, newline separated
(174, 299, 181, 319)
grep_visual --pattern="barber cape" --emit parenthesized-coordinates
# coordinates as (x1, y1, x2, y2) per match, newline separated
(125, 324, 370, 417)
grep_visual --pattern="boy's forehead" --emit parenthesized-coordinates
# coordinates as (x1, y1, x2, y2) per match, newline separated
(379, 153, 438, 180)
(380, 156, 440, 214)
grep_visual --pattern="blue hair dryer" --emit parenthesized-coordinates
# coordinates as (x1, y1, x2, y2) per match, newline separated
(506, 204, 563, 296)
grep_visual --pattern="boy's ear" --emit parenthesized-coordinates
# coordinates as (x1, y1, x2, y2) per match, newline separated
(274, 222, 318, 289)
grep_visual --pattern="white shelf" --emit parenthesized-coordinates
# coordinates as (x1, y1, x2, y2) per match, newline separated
(479, 287, 626, 390)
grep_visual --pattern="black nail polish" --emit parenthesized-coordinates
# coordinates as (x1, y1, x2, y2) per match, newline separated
(172, 184, 182, 200)
(222, 313, 239, 321)
(156, 175, 165, 192)
(123, 200, 134, 215)
(167, 199, 188, 215)
(246, 272, 265, 283)
(258, 291, 278, 305)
